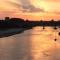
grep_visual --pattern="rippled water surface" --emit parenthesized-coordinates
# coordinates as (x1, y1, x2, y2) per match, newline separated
(0, 26, 60, 60)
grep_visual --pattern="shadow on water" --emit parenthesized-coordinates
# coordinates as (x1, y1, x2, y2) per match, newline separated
(10, 34, 32, 60)
(0, 28, 32, 60)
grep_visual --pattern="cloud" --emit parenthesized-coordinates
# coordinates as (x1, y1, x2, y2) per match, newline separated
(46, 11, 60, 15)
(21, 4, 45, 12)
(19, 0, 44, 12)
(7, 0, 45, 13)
(53, 11, 60, 14)
(43, 0, 60, 2)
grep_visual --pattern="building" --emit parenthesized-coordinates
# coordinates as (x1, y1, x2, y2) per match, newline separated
(5, 17, 10, 20)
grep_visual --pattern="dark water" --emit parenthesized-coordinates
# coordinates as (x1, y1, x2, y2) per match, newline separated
(0, 26, 60, 60)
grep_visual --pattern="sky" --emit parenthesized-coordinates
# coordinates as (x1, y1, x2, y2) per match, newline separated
(0, 0, 60, 20)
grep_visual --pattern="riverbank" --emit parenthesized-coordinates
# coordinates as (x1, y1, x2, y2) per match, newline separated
(0, 28, 26, 38)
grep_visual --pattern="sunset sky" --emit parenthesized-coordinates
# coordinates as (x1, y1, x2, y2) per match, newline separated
(0, 0, 60, 20)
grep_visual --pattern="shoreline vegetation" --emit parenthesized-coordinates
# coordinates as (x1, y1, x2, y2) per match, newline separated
(0, 17, 60, 38)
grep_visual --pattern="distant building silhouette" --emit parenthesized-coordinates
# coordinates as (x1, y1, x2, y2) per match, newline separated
(0, 17, 59, 29)
(5, 17, 10, 20)
(59, 32, 60, 36)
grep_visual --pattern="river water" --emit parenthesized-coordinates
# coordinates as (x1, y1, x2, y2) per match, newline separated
(0, 26, 60, 60)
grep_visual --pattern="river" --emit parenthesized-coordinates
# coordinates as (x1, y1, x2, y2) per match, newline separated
(0, 26, 60, 60)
